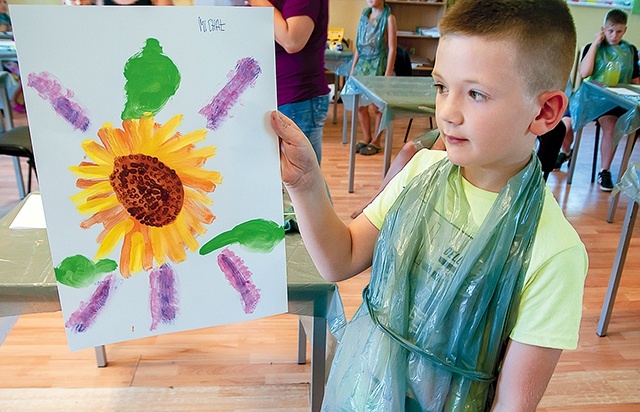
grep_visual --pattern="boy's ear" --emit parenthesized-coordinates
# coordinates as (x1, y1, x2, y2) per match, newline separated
(529, 90, 568, 136)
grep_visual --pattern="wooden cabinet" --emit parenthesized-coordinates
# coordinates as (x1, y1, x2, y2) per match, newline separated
(387, 0, 446, 75)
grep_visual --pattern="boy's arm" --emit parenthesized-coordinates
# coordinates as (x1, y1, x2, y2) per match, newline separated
(384, 14, 397, 76)
(490, 340, 562, 412)
(578, 31, 604, 79)
(249, 0, 314, 54)
(270, 111, 380, 282)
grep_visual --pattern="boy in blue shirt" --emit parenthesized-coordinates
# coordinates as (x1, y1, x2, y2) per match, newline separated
(271, 0, 587, 409)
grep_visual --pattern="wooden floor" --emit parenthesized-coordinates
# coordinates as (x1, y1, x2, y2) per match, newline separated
(0, 106, 639, 411)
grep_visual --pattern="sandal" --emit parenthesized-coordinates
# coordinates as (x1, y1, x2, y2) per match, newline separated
(355, 141, 368, 152)
(360, 143, 381, 155)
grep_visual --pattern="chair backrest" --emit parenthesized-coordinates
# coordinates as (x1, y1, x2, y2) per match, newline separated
(567, 46, 580, 93)
(571, 44, 591, 92)
(394, 45, 412, 77)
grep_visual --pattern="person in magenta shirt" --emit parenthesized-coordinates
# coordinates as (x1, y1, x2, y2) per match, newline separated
(250, 0, 330, 164)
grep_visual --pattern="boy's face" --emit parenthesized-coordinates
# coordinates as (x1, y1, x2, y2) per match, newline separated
(602, 22, 626, 46)
(432, 35, 541, 187)
(0, 0, 7, 13)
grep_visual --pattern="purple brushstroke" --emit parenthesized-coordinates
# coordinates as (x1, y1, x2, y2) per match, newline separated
(27, 71, 91, 132)
(199, 57, 261, 131)
(149, 263, 180, 331)
(217, 248, 261, 314)
(65, 274, 116, 333)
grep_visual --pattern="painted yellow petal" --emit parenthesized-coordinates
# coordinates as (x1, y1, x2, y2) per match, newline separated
(122, 119, 141, 153)
(165, 224, 187, 263)
(95, 218, 134, 259)
(158, 129, 207, 156)
(180, 170, 222, 192)
(150, 227, 167, 266)
(163, 146, 216, 171)
(185, 187, 213, 206)
(144, 114, 183, 152)
(69, 163, 113, 179)
(174, 213, 199, 252)
(181, 207, 208, 236)
(82, 140, 115, 166)
(133, 115, 155, 152)
(69, 181, 114, 204)
(128, 231, 145, 275)
(76, 194, 121, 215)
(104, 125, 132, 157)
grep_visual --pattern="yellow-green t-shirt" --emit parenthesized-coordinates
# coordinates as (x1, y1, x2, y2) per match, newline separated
(363, 150, 588, 350)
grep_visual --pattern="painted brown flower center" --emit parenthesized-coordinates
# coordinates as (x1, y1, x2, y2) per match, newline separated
(110, 154, 184, 227)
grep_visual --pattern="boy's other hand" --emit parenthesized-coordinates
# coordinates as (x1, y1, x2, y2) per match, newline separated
(270, 111, 321, 190)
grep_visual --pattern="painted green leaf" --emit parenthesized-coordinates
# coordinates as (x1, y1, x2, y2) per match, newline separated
(122, 38, 181, 120)
(199, 219, 285, 255)
(55, 255, 118, 288)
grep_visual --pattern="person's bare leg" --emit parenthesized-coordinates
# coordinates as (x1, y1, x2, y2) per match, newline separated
(560, 116, 573, 154)
(598, 115, 617, 171)
(358, 105, 372, 145)
(595, 115, 619, 191)
(370, 106, 383, 148)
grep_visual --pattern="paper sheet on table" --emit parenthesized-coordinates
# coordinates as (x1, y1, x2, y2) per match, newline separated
(9, 194, 46, 229)
(608, 87, 640, 96)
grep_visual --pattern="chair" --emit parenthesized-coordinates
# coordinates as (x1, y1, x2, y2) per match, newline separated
(394, 46, 434, 143)
(0, 71, 36, 199)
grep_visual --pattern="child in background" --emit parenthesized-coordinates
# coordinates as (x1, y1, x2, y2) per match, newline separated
(271, 0, 587, 409)
(555, 8, 639, 191)
(351, 0, 396, 155)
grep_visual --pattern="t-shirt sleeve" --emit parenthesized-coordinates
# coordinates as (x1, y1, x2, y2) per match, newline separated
(279, 0, 321, 23)
(510, 194, 589, 350)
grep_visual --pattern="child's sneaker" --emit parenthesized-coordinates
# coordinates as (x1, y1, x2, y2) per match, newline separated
(598, 169, 614, 192)
(554, 150, 571, 170)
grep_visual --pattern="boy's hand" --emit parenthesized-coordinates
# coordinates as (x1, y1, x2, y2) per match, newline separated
(594, 29, 605, 46)
(270, 111, 321, 191)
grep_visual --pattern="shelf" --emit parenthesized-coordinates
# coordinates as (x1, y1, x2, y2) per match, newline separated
(389, 0, 444, 77)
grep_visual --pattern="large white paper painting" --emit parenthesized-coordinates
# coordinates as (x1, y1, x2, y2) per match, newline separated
(10, 5, 286, 351)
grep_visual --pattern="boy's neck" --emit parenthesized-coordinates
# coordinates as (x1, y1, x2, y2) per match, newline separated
(460, 154, 533, 194)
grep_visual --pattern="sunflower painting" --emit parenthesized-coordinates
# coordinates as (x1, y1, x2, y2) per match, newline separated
(69, 114, 221, 278)
(13, 6, 287, 351)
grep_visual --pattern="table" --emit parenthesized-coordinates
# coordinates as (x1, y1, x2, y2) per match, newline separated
(324, 48, 353, 125)
(340, 75, 436, 192)
(597, 163, 639, 336)
(567, 81, 640, 222)
(0, 193, 345, 412)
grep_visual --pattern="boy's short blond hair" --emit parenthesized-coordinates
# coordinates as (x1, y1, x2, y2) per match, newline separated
(439, 0, 576, 97)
